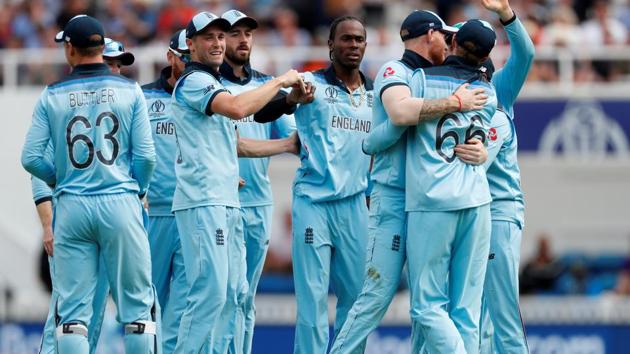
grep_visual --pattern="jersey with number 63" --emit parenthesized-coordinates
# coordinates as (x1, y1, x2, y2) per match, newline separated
(21, 64, 155, 198)
(406, 57, 496, 212)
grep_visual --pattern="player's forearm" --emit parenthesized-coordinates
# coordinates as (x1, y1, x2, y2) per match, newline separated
(254, 91, 296, 123)
(22, 153, 56, 186)
(35, 200, 53, 229)
(493, 17, 535, 109)
(229, 78, 284, 119)
(131, 158, 156, 195)
(388, 96, 459, 126)
(237, 137, 293, 157)
(363, 120, 407, 154)
(416, 96, 461, 123)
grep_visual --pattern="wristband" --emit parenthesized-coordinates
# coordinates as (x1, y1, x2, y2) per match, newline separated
(500, 10, 517, 26)
(453, 94, 463, 112)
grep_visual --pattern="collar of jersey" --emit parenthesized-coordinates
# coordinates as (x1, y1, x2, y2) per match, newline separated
(71, 63, 110, 76)
(157, 66, 174, 94)
(442, 55, 485, 72)
(322, 65, 373, 93)
(400, 50, 433, 70)
(183, 61, 221, 80)
(219, 61, 253, 85)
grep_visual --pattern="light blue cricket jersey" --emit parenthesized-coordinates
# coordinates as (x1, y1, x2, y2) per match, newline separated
(484, 17, 535, 227)
(365, 50, 434, 190)
(171, 61, 239, 211)
(31, 144, 54, 205)
(21, 63, 156, 197)
(406, 56, 497, 212)
(219, 62, 296, 207)
(293, 66, 374, 202)
(142, 67, 178, 216)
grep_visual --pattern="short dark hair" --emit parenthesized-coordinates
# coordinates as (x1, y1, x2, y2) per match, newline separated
(75, 44, 104, 57)
(456, 41, 486, 66)
(328, 15, 364, 41)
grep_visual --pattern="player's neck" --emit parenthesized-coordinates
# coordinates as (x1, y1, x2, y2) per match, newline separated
(225, 57, 246, 79)
(405, 43, 431, 64)
(72, 56, 103, 67)
(332, 62, 362, 91)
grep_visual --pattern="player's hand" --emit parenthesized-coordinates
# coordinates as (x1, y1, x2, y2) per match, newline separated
(455, 138, 488, 165)
(286, 132, 301, 155)
(43, 226, 54, 256)
(239, 177, 246, 189)
(287, 82, 316, 105)
(454, 83, 488, 111)
(481, 0, 514, 22)
(278, 69, 304, 89)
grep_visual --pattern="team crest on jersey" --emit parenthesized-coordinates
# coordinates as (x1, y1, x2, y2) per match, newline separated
(366, 92, 373, 108)
(324, 86, 339, 105)
(203, 84, 216, 95)
(383, 67, 396, 78)
(304, 227, 314, 244)
(488, 127, 498, 141)
(149, 99, 166, 116)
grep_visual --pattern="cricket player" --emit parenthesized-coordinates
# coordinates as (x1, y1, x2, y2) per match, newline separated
(290, 16, 375, 354)
(402, 20, 498, 354)
(171, 12, 304, 354)
(103, 38, 135, 74)
(141, 29, 190, 354)
(217, 9, 314, 354)
(32, 34, 138, 354)
(21, 14, 159, 354)
(474, 0, 535, 352)
(331, 10, 490, 354)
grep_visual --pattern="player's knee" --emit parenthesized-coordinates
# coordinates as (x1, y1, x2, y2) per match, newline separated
(56, 322, 89, 338)
(124, 320, 157, 337)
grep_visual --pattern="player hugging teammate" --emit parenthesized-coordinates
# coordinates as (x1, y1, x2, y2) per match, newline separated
(22, 0, 533, 352)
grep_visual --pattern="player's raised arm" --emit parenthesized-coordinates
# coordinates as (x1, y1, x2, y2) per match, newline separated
(483, 0, 535, 109)
(21, 91, 56, 185)
(130, 85, 156, 196)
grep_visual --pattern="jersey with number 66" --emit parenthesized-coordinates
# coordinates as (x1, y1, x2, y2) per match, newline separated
(21, 64, 156, 197)
(406, 57, 496, 212)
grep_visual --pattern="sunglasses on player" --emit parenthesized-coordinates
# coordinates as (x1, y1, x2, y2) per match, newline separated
(169, 47, 191, 63)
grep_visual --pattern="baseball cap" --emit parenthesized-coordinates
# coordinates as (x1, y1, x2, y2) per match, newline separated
(400, 10, 458, 41)
(55, 15, 105, 48)
(455, 19, 497, 58)
(186, 12, 231, 38)
(222, 9, 258, 29)
(169, 29, 189, 53)
(103, 38, 135, 66)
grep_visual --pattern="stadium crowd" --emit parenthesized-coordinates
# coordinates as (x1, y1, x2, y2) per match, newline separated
(1, 0, 630, 82)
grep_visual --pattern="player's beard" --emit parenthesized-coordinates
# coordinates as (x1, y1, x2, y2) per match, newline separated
(225, 48, 250, 66)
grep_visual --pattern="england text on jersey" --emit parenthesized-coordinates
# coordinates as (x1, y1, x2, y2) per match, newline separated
(331, 115, 371, 133)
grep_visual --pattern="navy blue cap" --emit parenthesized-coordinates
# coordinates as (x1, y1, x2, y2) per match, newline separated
(222, 9, 258, 29)
(455, 19, 497, 58)
(103, 38, 135, 66)
(400, 10, 458, 41)
(186, 12, 231, 38)
(169, 29, 189, 53)
(480, 58, 495, 80)
(54, 15, 105, 48)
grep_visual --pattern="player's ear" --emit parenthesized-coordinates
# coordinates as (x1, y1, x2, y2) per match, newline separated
(186, 38, 193, 51)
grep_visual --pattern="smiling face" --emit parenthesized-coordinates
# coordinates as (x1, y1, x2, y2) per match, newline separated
(188, 25, 226, 69)
(328, 19, 366, 70)
(225, 23, 253, 66)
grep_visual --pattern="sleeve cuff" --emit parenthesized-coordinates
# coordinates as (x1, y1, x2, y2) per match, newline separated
(379, 82, 408, 100)
(204, 89, 227, 116)
(34, 196, 53, 206)
(500, 11, 517, 26)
